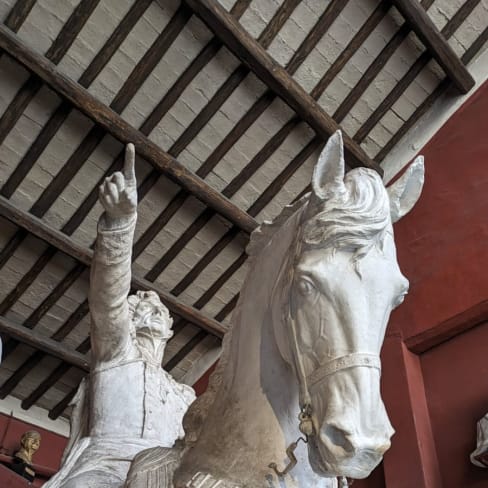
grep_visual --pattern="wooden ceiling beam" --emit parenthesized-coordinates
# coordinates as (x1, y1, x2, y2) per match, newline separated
(0, 24, 257, 235)
(377, 24, 488, 161)
(0, 300, 89, 399)
(0, 196, 226, 338)
(4, 0, 36, 33)
(183, 0, 382, 175)
(0, 315, 90, 372)
(390, 0, 475, 93)
(0, 0, 100, 148)
(354, 0, 480, 144)
(21, 358, 82, 410)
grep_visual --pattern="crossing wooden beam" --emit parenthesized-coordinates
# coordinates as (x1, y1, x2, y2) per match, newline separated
(0, 196, 227, 338)
(0, 315, 90, 372)
(390, 0, 475, 93)
(183, 0, 383, 175)
(0, 24, 257, 234)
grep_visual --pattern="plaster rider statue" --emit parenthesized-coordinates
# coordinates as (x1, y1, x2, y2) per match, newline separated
(45, 144, 196, 488)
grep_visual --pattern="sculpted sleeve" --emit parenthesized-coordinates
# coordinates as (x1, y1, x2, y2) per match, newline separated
(89, 212, 137, 363)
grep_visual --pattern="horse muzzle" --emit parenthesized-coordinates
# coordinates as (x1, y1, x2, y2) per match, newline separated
(308, 421, 393, 479)
(308, 436, 390, 479)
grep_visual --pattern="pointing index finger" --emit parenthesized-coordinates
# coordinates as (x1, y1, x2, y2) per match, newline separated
(124, 143, 136, 183)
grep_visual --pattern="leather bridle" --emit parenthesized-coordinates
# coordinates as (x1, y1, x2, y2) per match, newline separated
(268, 206, 381, 486)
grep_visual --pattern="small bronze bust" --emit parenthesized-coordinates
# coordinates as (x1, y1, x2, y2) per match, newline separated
(10, 430, 41, 482)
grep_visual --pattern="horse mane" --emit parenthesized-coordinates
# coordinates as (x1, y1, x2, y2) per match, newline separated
(302, 167, 390, 260)
(245, 194, 309, 263)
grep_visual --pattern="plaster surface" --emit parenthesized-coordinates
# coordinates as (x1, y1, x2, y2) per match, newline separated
(44, 145, 195, 488)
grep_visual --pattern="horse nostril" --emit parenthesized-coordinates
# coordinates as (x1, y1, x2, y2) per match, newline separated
(322, 425, 355, 453)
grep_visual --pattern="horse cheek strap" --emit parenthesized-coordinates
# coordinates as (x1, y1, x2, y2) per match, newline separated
(268, 210, 377, 488)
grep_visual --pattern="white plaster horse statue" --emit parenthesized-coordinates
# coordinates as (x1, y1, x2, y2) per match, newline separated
(127, 131, 424, 488)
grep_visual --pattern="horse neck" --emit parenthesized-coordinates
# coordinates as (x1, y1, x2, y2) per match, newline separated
(215, 212, 301, 437)
(178, 208, 336, 487)
(178, 213, 299, 473)
(204, 212, 335, 487)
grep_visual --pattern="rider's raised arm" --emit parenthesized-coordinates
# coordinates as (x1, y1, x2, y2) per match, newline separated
(89, 144, 138, 363)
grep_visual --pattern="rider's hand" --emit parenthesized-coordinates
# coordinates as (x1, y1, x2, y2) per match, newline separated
(99, 143, 137, 221)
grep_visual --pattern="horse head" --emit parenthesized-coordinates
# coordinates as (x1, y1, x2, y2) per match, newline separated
(271, 131, 424, 480)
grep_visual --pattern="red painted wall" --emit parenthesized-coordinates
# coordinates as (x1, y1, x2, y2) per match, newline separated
(361, 80, 488, 487)
(422, 321, 488, 488)
(392, 88, 488, 340)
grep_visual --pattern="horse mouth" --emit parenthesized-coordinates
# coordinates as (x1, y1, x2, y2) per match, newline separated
(307, 438, 384, 479)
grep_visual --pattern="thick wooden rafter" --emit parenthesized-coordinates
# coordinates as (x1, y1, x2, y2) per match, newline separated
(354, 0, 479, 143)
(0, 196, 226, 338)
(390, 0, 475, 93)
(377, 24, 488, 161)
(0, 315, 89, 372)
(183, 0, 383, 175)
(0, 0, 100, 148)
(0, 24, 257, 235)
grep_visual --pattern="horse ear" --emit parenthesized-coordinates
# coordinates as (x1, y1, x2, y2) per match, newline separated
(387, 156, 425, 223)
(312, 130, 346, 200)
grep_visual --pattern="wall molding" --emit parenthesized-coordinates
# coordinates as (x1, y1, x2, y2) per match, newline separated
(405, 300, 488, 354)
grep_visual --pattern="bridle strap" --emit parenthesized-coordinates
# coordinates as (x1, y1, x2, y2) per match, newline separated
(307, 353, 381, 391)
(282, 209, 312, 409)
(271, 208, 381, 478)
(282, 210, 381, 410)
(286, 314, 313, 409)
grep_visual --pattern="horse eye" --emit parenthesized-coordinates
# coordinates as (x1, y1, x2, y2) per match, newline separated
(296, 278, 316, 296)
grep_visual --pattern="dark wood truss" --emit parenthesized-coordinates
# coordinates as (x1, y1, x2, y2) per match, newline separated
(0, 0, 485, 420)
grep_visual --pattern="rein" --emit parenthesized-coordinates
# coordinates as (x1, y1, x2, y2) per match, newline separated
(267, 207, 379, 487)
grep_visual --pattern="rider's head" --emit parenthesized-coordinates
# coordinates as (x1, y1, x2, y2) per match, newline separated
(128, 291, 173, 347)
